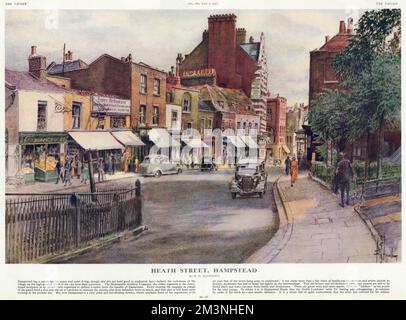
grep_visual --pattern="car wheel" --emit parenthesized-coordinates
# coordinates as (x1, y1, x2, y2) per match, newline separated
(231, 193, 237, 199)
(154, 170, 162, 178)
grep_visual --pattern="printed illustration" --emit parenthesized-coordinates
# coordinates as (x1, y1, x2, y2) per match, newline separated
(4, 9, 401, 264)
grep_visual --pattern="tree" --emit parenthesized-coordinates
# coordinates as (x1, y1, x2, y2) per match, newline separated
(331, 9, 401, 180)
(309, 89, 352, 157)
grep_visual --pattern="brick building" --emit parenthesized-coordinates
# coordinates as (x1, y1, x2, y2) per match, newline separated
(308, 18, 400, 161)
(266, 94, 288, 160)
(177, 13, 269, 136)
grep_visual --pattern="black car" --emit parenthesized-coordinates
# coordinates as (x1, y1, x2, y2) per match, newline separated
(230, 161, 267, 199)
(201, 156, 218, 172)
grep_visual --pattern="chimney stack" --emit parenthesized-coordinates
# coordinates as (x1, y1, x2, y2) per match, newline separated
(28, 45, 47, 81)
(339, 20, 346, 33)
(249, 36, 254, 43)
(325, 35, 330, 43)
(346, 17, 354, 34)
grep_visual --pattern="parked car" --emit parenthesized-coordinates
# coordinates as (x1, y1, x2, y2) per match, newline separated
(201, 156, 218, 172)
(139, 155, 182, 177)
(230, 161, 267, 199)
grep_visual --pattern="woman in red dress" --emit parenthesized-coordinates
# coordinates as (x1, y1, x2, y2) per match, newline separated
(290, 156, 298, 187)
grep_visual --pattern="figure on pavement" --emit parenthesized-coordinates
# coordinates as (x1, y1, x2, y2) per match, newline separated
(98, 158, 105, 182)
(290, 156, 298, 187)
(285, 156, 291, 175)
(76, 158, 82, 180)
(64, 158, 72, 186)
(111, 154, 116, 175)
(81, 161, 89, 184)
(336, 152, 355, 207)
(134, 157, 139, 173)
(55, 157, 63, 184)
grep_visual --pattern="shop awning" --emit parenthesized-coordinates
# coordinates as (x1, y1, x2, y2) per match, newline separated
(68, 131, 124, 151)
(111, 131, 145, 146)
(239, 136, 259, 148)
(182, 139, 209, 148)
(282, 144, 291, 154)
(149, 128, 181, 148)
(228, 136, 246, 148)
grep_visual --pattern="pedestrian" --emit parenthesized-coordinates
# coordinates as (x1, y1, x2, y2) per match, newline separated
(64, 158, 72, 186)
(290, 156, 298, 187)
(111, 154, 116, 175)
(125, 156, 131, 173)
(336, 152, 355, 207)
(134, 157, 139, 173)
(97, 158, 105, 182)
(70, 157, 76, 179)
(81, 161, 89, 184)
(55, 157, 62, 184)
(285, 156, 291, 175)
(76, 158, 82, 180)
(107, 154, 113, 175)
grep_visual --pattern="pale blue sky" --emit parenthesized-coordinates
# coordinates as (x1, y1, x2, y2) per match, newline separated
(5, 10, 360, 105)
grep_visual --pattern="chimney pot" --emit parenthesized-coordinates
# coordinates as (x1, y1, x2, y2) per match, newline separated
(31, 45, 37, 56)
(339, 20, 346, 33)
(346, 17, 354, 34)
(325, 35, 330, 43)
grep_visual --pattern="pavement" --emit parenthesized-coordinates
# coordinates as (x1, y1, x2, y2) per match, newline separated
(270, 173, 377, 263)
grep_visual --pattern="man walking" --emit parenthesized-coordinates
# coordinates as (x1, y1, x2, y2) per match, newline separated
(55, 157, 63, 184)
(285, 156, 291, 175)
(336, 152, 355, 207)
(98, 158, 105, 182)
(64, 158, 72, 186)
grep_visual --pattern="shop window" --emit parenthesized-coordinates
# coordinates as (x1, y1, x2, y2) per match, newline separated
(37, 101, 47, 131)
(152, 106, 159, 125)
(139, 105, 146, 124)
(183, 93, 191, 112)
(140, 74, 147, 94)
(111, 116, 126, 128)
(153, 78, 160, 95)
(72, 101, 81, 129)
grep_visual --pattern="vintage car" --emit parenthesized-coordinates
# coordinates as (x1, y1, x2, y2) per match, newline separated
(139, 154, 182, 177)
(230, 161, 267, 199)
(200, 156, 218, 172)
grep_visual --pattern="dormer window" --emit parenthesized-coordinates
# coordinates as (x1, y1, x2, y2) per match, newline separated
(218, 101, 224, 109)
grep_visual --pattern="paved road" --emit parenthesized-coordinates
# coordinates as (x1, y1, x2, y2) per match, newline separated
(61, 169, 279, 263)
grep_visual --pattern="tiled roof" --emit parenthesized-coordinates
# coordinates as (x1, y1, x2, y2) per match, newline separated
(318, 34, 352, 52)
(5, 69, 66, 92)
(47, 60, 88, 74)
(240, 42, 260, 61)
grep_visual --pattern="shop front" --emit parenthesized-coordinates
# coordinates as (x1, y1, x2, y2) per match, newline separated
(67, 131, 125, 174)
(111, 130, 145, 172)
(19, 132, 67, 182)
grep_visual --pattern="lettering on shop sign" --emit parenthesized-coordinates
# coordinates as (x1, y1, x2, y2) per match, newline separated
(19, 135, 66, 145)
(92, 96, 130, 115)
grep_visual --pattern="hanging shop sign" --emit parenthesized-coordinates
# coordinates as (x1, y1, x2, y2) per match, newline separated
(92, 95, 131, 115)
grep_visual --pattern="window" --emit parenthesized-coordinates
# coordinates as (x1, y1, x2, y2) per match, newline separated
(243, 122, 247, 130)
(37, 101, 47, 130)
(187, 122, 192, 129)
(267, 108, 272, 117)
(140, 74, 147, 94)
(207, 119, 212, 129)
(183, 93, 191, 112)
(166, 92, 172, 103)
(153, 79, 160, 95)
(237, 122, 241, 129)
(200, 119, 205, 131)
(152, 106, 159, 125)
(139, 105, 146, 124)
(254, 123, 258, 130)
(171, 111, 178, 128)
(72, 101, 81, 129)
(111, 116, 126, 128)
(218, 101, 224, 109)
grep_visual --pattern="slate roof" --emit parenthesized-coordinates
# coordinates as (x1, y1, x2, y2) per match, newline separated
(47, 60, 88, 74)
(198, 100, 216, 112)
(5, 69, 66, 93)
(240, 42, 260, 61)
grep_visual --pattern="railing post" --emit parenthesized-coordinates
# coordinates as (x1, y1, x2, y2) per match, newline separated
(135, 179, 142, 226)
(71, 193, 81, 247)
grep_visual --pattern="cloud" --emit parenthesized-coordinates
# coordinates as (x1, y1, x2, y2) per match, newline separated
(5, 9, 354, 105)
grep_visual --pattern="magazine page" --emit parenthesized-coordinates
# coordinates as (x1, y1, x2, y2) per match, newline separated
(0, 0, 405, 303)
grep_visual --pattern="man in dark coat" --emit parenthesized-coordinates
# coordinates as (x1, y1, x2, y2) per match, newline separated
(336, 152, 354, 207)
(285, 156, 291, 175)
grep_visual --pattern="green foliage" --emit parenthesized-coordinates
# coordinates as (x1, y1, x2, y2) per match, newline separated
(309, 89, 352, 150)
